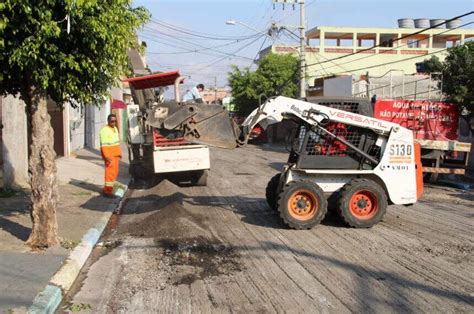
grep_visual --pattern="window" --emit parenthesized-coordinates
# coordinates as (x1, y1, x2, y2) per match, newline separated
(408, 39, 419, 48)
(380, 34, 397, 47)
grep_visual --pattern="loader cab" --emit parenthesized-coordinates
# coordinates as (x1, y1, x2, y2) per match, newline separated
(287, 97, 381, 170)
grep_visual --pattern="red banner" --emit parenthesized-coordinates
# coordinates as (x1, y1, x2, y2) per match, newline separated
(374, 99, 459, 141)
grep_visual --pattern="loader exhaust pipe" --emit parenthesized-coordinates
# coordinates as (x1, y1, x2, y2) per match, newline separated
(174, 76, 185, 102)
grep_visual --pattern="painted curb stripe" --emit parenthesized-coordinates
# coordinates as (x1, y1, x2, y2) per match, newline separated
(50, 217, 111, 290)
(27, 285, 62, 314)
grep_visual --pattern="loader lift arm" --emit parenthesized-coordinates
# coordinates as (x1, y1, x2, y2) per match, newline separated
(237, 96, 398, 167)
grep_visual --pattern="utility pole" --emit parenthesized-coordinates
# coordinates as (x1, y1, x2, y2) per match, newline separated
(272, 0, 306, 98)
(214, 76, 217, 104)
(299, 0, 306, 98)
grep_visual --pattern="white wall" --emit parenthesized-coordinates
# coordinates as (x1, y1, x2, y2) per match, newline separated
(85, 102, 109, 150)
(1, 95, 29, 188)
(68, 104, 86, 153)
(323, 76, 353, 97)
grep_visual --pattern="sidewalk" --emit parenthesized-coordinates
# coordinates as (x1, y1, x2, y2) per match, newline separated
(0, 147, 129, 312)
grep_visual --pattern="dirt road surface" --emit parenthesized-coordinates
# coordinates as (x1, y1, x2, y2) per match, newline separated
(63, 145, 474, 313)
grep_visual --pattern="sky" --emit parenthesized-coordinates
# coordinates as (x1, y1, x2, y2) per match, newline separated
(133, 0, 473, 96)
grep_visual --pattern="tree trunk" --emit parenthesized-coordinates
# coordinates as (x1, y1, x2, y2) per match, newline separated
(26, 90, 60, 249)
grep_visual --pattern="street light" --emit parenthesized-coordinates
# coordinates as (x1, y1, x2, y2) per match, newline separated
(225, 19, 273, 39)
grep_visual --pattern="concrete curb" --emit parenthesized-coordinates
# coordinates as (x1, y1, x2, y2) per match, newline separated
(28, 183, 129, 314)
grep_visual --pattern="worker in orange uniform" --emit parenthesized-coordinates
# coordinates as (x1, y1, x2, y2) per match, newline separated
(100, 114, 121, 197)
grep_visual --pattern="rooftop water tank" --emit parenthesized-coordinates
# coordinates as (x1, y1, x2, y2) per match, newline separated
(414, 18, 430, 28)
(398, 18, 415, 28)
(430, 19, 446, 28)
(446, 18, 462, 29)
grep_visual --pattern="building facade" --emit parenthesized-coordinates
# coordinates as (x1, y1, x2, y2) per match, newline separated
(201, 88, 232, 104)
(259, 22, 474, 89)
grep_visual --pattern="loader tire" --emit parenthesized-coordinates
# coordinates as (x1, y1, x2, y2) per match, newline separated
(336, 179, 387, 228)
(277, 181, 327, 230)
(265, 174, 282, 211)
(193, 170, 208, 186)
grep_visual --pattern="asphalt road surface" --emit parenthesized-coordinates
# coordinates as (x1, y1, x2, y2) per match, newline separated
(62, 145, 474, 313)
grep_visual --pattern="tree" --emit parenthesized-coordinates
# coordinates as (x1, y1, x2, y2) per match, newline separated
(441, 41, 474, 128)
(417, 55, 443, 73)
(0, 0, 149, 248)
(228, 53, 298, 115)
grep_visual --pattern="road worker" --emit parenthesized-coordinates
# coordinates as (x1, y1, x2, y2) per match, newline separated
(100, 114, 121, 197)
(182, 83, 204, 103)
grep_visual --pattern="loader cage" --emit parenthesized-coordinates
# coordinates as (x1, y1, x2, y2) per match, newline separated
(305, 96, 374, 117)
(287, 121, 382, 170)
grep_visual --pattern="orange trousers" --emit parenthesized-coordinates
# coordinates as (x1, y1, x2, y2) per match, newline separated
(103, 156, 120, 195)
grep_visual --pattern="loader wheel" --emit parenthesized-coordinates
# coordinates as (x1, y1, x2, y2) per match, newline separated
(337, 179, 387, 228)
(277, 181, 327, 230)
(265, 174, 282, 211)
(193, 170, 208, 186)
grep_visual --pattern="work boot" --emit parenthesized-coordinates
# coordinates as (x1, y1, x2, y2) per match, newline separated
(102, 192, 117, 199)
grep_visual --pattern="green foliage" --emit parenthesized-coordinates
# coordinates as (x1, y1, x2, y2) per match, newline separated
(441, 42, 474, 119)
(60, 238, 80, 250)
(70, 303, 92, 312)
(418, 55, 443, 73)
(228, 53, 298, 115)
(0, 0, 150, 106)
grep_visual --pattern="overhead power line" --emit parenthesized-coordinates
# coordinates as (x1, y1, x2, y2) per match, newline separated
(250, 36, 273, 68)
(192, 34, 267, 72)
(145, 36, 261, 55)
(140, 31, 256, 61)
(146, 33, 266, 74)
(139, 34, 251, 61)
(149, 19, 265, 41)
(309, 48, 449, 79)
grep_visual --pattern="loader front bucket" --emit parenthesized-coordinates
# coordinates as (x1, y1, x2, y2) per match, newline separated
(183, 104, 240, 149)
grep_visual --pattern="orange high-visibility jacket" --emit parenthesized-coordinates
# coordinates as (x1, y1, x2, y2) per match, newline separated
(100, 126, 121, 159)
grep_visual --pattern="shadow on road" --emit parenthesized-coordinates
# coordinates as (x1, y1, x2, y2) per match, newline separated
(268, 162, 286, 171)
(0, 217, 30, 241)
(69, 179, 102, 194)
(0, 191, 31, 241)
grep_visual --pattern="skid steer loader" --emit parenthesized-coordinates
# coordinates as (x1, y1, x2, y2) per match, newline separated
(238, 96, 423, 229)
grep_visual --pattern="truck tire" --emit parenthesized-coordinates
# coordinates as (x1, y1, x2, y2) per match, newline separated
(277, 181, 328, 229)
(265, 173, 282, 211)
(193, 170, 208, 186)
(336, 179, 387, 228)
(129, 163, 148, 181)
